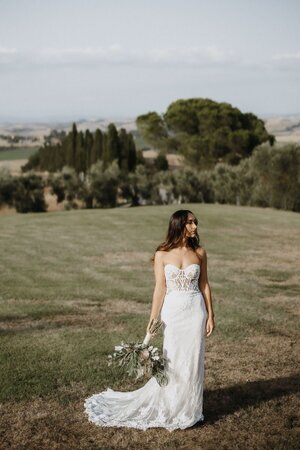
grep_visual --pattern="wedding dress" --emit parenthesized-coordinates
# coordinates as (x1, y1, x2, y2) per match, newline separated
(84, 263, 207, 431)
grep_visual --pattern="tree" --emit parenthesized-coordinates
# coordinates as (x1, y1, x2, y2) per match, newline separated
(210, 163, 239, 204)
(154, 152, 169, 171)
(90, 128, 103, 166)
(250, 144, 300, 211)
(13, 173, 47, 213)
(105, 123, 121, 168)
(66, 123, 78, 168)
(0, 168, 16, 207)
(137, 98, 274, 168)
(136, 112, 168, 149)
(89, 160, 120, 207)
(48, 166, 83, 209)
(118, 128, 130, 172)
(85, 129, 94, 170)
(127, 133, 137, 172)
(75, 131, 86, 175)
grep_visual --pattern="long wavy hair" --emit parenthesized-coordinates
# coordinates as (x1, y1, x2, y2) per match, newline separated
(151, 209, 201, 263)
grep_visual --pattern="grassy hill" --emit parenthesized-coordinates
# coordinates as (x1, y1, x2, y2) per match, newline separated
(0, 204, 299, 449)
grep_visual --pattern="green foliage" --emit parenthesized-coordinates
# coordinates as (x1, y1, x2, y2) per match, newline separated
(118, 128, 137, 173)
(90, 129, 103, 166)
(211, 163, 240, 204)
(21, 122, 136, 176)
(137, 98, 274, 168)
(13, 173, 47, 213)
(103, 123, 121, 170)
(84, 129, 94, 170)
(48, 167, 82, 208)
(0, 168, 16, 206)
(172, 167, 214, 204)
(136, 112, 168, 149)
(249, 144, 300, 211)
(136, 149, 146, 165)
(127, 133, 137, 172)
(89, 160, 120, 208)
(154, 152, 169, 171)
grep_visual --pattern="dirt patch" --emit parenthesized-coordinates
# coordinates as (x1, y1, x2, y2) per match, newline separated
(0, 206, 16, 216)
(0, 159, 27, 174)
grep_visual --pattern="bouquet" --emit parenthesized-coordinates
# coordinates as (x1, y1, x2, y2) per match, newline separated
(107, 319, 168, 386)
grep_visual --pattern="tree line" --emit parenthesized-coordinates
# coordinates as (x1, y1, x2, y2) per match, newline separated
(22, 123, 139, 175)
(1, 143, 299, 213)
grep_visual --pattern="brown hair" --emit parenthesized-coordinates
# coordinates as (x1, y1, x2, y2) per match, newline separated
(150, 209, 201, 263)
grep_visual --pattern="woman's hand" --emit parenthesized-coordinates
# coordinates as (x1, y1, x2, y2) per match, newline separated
(146, 319, 157, 337)
(206, 315, 215, 337)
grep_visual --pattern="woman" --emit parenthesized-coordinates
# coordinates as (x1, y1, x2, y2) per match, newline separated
(84, 209, 215, 431)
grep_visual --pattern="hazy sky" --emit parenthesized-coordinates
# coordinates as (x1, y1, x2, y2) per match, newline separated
(0, 0, 299, 121)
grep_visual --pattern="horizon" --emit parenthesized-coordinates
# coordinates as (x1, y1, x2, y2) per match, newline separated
(1, 109, 300, 126)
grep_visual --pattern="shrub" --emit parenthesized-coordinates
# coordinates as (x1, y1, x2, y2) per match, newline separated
(13, 173, 47, 213)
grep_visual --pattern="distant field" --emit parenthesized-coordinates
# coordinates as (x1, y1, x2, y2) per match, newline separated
(0, 204, 299, 449)
(0, 147, 38, 161)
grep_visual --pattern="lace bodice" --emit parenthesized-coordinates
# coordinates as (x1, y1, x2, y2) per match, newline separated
(164, 264, 201, 294)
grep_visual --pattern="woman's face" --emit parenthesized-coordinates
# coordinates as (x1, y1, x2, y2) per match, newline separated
(184, 213, 198, 238)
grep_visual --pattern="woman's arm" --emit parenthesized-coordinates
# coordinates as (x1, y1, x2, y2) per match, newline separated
(198, 248, 215, 337)
(146, 251, 166, 333)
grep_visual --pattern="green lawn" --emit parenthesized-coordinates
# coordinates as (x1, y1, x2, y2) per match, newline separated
(0, 204, 299, 449)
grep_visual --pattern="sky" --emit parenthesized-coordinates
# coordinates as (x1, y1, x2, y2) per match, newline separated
(0, 0, 300, 121)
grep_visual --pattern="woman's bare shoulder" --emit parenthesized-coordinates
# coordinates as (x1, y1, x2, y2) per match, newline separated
(154, 250, 166, 259)
(154, 250, 167, 267)
(196, 246, 207, 261)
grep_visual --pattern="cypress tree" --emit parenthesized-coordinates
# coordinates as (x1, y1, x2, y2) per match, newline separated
(118, 128, 129, 172)
(102, 133, 109, 170)
(66, 123, 77, 168)
(106, 123, 121, 165)
(90, 129, 103, 166)
(75, 131, 85, 174)
(85, 129, 94, 170)
(127, 133, 137, 172)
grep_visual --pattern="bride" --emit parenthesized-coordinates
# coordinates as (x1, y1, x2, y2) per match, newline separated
(84, 209, 215, 431)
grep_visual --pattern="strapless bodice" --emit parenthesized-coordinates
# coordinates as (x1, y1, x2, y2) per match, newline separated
(164, 264, 201, 294)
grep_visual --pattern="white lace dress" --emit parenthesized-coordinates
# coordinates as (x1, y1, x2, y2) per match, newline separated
(84, 263, 208, 431)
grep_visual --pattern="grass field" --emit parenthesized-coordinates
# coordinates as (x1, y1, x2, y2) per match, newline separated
(0, 204, 299, 450)
(0, 147, 38, 161)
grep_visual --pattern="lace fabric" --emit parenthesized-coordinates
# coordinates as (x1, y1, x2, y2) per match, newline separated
(164, 263, 201, 294)
(84, 262, 207, 431)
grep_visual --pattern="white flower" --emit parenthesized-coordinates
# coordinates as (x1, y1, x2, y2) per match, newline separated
(152, 347, 158, 353)
(148, 346, 153, 351)
(152, 355, 160, 361)
(114, 345, 123, 351)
